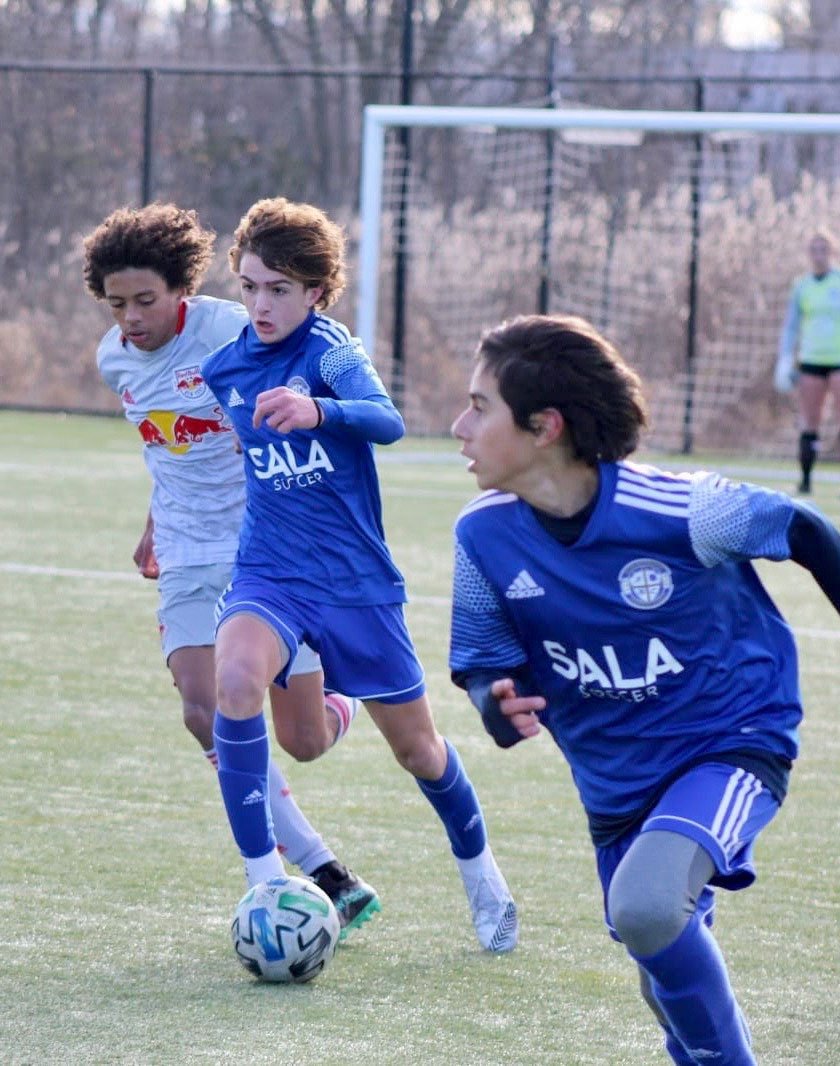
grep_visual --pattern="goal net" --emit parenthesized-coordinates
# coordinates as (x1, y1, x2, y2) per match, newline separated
(357, 104, 840, 456)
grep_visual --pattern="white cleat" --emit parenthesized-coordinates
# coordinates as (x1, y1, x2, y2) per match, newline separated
(459, 848, 519, 953)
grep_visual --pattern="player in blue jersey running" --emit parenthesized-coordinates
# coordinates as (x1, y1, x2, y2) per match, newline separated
(200, 196, 518, 954)
(450, 313, 840, 1063)
(83, 202, 379, 937)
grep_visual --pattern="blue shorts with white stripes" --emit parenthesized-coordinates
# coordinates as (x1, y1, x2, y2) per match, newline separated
(596, 762, 780, 935)
(639, 762, 780, 889)
(215, 575, 426, 704)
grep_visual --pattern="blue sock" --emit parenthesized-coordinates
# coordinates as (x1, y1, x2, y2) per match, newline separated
(633, 914, 755, 1065)
(661, 1023, 698, 1065)
(415, 739, 487, 859)
(213, 711, 275, 859)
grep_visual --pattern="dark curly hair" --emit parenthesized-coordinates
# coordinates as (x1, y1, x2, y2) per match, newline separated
(228, 197, 346, 310)
(83, 203, 216, 299)
(477, 314, 649, 464)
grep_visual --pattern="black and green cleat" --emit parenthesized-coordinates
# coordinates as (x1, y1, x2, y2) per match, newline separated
(311, 860, 382, 941)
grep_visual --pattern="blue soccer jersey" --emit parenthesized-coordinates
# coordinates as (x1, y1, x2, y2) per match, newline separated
(450, 461, 804, 822)
(201, 311, 407, 605)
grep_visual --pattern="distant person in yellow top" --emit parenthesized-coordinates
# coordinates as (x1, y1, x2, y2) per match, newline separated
(775, 229, 840, 493)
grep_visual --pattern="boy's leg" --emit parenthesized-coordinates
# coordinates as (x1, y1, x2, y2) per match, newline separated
(366, 694, 518, 953)
(612, 831, 753, 1064)
(163, 588, 326, 873)
(214, 611, 289, 887)
(605, 764, 779, 1065)
(266, 651, 379, 938)
(638, 969, 699, 1066)
(314, 600, 516, 952)
(269, 646, 359, 762)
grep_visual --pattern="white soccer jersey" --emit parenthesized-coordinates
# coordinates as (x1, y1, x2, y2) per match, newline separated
(97, 296, 249, 572)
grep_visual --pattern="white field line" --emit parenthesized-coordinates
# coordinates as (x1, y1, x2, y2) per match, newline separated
(0, 561, 451, 606)
(2, 562, 838, 635)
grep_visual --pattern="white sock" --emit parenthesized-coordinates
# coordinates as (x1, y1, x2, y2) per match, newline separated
(266, 760, 335, 876)
(244, 848, 285, 888)
(455, 844, 499, 882)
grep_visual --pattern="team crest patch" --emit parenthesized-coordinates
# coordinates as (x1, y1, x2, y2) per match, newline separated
(287, 375, 312, 396)
(173, 365, 208, 400)
(618, 558, 674, 610)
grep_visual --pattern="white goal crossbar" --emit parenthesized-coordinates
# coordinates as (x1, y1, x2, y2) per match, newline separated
(357, 103, 840, 357)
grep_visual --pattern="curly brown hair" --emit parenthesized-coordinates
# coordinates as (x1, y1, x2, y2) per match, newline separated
(477, 314, 649, 464)
(83, 203, 216, 299)
(228, 197, 346, 310)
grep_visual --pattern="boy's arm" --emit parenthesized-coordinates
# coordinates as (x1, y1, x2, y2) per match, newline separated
(690, 474, 840, 615)
(133, 508, 159, 579)
(252, 342, 403, 445)
(787, 500, 840, 613)
(450, 536, 544, 746)
(315, 341, 404, 443)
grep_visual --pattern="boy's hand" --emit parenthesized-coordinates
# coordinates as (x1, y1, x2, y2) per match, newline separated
(490, 677, 546, 739)
(133, 527, 159, 580)
(253, 387, 321, 432)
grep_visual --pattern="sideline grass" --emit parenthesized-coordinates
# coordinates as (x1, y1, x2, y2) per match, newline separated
(0, 411, 838, 1065)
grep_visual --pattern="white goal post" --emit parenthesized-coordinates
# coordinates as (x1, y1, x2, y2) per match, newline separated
(360, 108, 840, 454)
(358, 104, 840, 356)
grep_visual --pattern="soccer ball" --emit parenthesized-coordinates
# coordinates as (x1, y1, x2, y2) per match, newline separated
(230, 874, 341, 983)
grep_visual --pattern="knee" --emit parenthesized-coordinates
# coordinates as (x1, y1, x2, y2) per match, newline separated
(280, 733, 328, 763)
(215, 659, 265, 717)
(181, 701, 214, 746)
(608, 881, 687, 958)
(390, 732, 444, 779)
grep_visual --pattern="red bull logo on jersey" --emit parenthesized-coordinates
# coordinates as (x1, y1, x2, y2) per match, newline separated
(543, 636, 684, 701)
(247, 438, 334, 490)
(173, 364, 209, 400)
(136, 406, 232, 454)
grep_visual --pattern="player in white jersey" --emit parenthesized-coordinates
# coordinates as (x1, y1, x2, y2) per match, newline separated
(83, 203, 380, 937)
(774, 228, 840, 492)
(451, 313, 840, 1063)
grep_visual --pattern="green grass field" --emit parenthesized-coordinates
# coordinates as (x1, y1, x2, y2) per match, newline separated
(1, 410, 838, 1065)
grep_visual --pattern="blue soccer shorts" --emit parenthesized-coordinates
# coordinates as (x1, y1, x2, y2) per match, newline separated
(595, 761, 780, 937)
(214, 575, 426, 704)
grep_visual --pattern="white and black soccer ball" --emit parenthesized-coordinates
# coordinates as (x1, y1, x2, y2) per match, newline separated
(230, 874, 341, 983)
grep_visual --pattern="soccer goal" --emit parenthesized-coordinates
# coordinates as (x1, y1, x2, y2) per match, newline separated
(357, 104, 840, 455)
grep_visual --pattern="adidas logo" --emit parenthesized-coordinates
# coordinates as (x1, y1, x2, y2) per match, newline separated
(242, 788, 264, 806)
(228, 387, 245, 407)
(505, 569, 545, 599)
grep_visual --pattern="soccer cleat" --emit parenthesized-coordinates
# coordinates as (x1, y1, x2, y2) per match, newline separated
(796, 478, 812, 494)
(459, 852, 519, 953)
(310, 860, 381, 941)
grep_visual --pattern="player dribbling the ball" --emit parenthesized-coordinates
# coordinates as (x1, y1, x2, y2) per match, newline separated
(201, 196, 518, 955)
